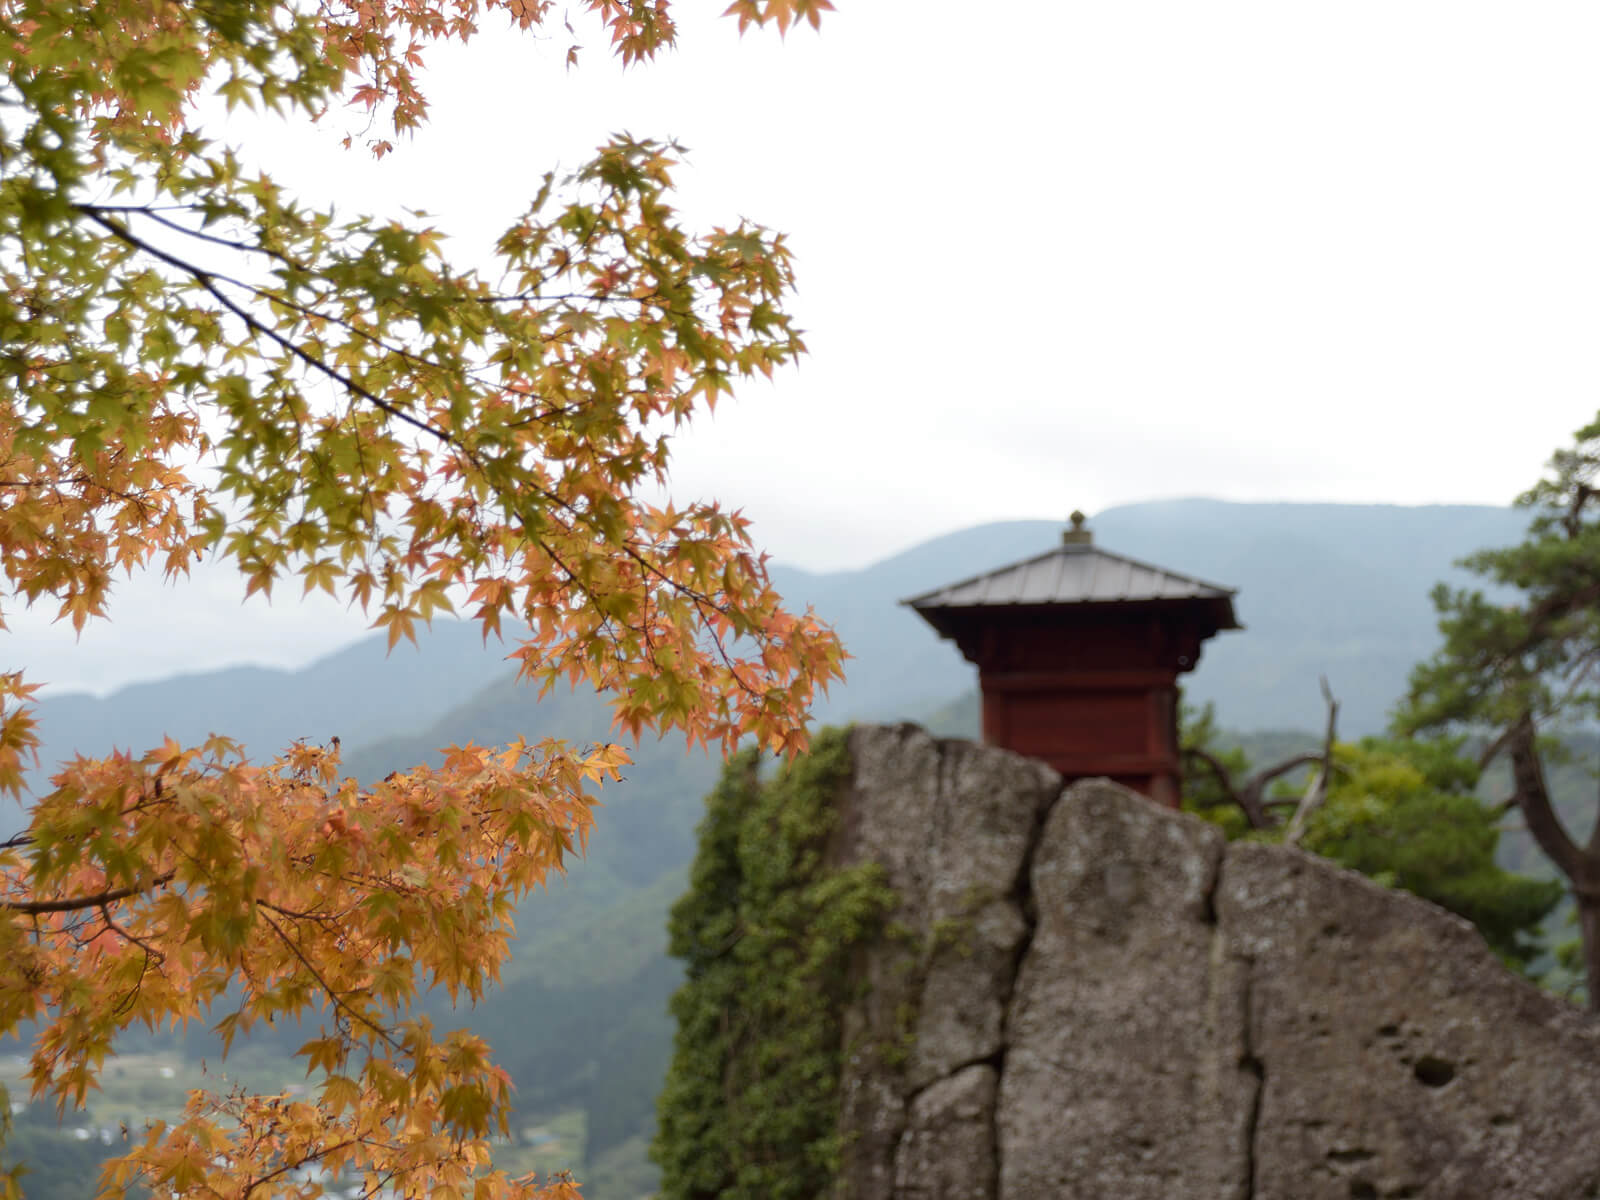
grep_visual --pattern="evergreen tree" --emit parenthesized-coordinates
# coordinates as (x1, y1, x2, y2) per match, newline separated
(1304, 738, 1561, 970)
(1400, 414, 1600, 1008)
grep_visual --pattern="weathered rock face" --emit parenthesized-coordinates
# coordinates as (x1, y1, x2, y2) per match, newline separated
(834, 724, 1600, 1200)
(998, 774, 1250, 1200)
(834, 724, 1059, 1200)
(1222, 845, 1600, 1200)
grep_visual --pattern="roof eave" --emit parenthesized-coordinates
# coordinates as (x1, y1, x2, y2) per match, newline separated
(907, 593, 1243, 633)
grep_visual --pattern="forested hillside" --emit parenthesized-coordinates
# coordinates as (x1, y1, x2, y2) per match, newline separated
(13, 500, 1555, 1198)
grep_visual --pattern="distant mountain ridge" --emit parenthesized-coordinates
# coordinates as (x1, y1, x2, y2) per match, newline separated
(19, 620, 507, 805)
(1089, 499, 1528, 732)
(768, 498, 1528, 737)
(28, 499, 1530, 782)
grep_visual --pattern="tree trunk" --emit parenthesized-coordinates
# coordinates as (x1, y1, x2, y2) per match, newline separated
(1581, 894, 1600, 1014)
(1506, 713, 1600, 1012)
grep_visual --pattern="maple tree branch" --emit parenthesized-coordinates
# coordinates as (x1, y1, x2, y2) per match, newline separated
(88, 203, 586, 423)
(88, 203, 305, 271)
(516, 181, 625, 296)
(258, 908, 402, 1051)
(99, 903, 165, 1019)
(240, 1137, 366, 1200)
(80, 212, 620, 621)
(357, 1165, 403, 1200)
(80, 205, 787, 711)
(258, 899, 350, 925)
(99, 902, 167, 964)
(82, 210, 743, 616)
(478, 289, 661, 305)
(1, 871, 175, 914)
(686, 591, 765, 688)
(78, 207, 461, 454)
(0, 473, 161, 510)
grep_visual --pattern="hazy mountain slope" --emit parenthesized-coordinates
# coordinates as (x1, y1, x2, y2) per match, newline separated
(789, 500, 1530, 736)
(28, 618, 511, 774)
(1094, 500, 1529, 734)
(26, 499, 1530, 786)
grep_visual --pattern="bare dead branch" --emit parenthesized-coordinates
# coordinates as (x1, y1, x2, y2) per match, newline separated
(1285, 676, 1339, 848)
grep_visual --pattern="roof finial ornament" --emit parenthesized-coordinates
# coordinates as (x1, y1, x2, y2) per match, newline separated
(1062, 510, 1092, 546)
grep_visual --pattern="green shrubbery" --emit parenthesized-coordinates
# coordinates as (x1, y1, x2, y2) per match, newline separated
(653, 729, 896, 1200)
(1183, 714, 1562, 971)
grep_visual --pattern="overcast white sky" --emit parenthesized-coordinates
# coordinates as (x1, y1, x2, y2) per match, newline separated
(14, 0, 1600, 693)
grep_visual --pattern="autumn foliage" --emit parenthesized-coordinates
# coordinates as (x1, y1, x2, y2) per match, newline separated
(0, 0, 842, 1195)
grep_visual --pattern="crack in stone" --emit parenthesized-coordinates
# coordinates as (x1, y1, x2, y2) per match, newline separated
(850, 733, 1075, 1200)
(1239, 953, 1264, 1200)
(900, 1049, 1008, 1108)
(1200, 837, 1224, 927)
(1210, 847, 1262, 1200)
(981, 778, 1062, 1200)
(881, 730, 1049, 1200)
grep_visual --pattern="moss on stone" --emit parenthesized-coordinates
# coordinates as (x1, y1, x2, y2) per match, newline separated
(652, 728, 896, 1200)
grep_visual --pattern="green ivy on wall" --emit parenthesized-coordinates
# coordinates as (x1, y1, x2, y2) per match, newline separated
(652, 728, 896, 1200)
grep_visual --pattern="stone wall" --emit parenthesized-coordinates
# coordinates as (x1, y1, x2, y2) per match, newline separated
(832, 724, 1600, 1200)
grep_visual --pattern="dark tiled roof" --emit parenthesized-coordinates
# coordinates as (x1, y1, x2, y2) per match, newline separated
(904, 543, 1237, 614)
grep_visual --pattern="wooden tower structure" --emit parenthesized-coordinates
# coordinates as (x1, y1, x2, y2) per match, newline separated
(904, 513, 1240, 808)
